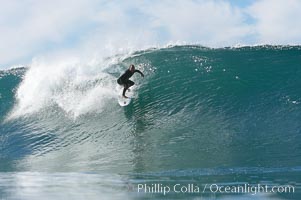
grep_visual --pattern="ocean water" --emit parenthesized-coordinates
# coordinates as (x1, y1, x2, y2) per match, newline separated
(0, 45, 301, 199)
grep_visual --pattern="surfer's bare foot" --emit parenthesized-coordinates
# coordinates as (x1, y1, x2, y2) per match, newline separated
(123, 95, 129, 98)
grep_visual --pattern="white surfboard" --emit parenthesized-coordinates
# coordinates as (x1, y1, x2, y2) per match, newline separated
(118, 95, 132, 106)
(117, 87, 134, 106)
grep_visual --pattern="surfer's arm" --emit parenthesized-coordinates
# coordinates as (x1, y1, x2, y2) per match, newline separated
(134, 70, 144, 77)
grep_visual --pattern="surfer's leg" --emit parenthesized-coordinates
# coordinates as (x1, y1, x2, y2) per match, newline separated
(122, 86, 127, 97)
(128, 80, 134, 87)
(123, 80, 134, 98)
(126, 80, 134, 92)
(122, 81, 130, 97)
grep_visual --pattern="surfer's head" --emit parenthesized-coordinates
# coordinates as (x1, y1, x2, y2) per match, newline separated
(129, 64, 135, 72)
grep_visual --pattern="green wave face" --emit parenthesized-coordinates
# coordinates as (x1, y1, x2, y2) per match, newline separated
(0, 45, 301, 199)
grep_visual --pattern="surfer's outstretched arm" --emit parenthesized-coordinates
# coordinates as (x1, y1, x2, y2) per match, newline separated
(134, 70, 144, 77)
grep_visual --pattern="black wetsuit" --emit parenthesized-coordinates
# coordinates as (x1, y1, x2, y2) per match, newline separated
(117, 69, 143, 96)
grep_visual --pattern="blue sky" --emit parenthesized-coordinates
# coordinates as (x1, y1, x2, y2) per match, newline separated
(228, 0, 255, 7)
(1, 0, 301, 68)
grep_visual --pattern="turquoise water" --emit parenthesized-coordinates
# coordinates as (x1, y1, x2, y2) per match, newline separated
(1, 45, 301, 199)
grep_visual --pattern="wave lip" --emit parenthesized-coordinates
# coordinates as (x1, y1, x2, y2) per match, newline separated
(6, 56, 124, 120)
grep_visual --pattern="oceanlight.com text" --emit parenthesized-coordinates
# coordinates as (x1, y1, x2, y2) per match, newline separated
(136, 183, 295, 196)
(208, 183, 295, 195)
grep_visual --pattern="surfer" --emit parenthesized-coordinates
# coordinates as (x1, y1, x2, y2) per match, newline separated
(117, 65, 144, 98)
